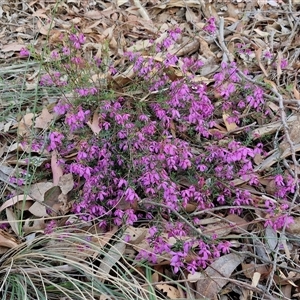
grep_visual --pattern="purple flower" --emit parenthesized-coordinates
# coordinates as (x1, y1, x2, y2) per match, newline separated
(62, 47, 70, 55)
(44, 220, 57, 234)
(274, 174, 284, 187)
(162, 37, 173, 49)
(169, 27, 181, 41)
(48, 132, 64, 151)
(203, 17, 217, 34)
(76, 88, 89, 97)
(54, 102, 71, 115)
(280, 59, 288, 69)
(94, 56, 102, 67)
(51, 50, 59, 59)
(170, 252, 185, 273)
(264, 51, 272, 59)
(217, 241, 231, 254)
(20, 47, 30, 57)
(187, 260, 198, 274)
(149, 226, 158, 237)
(124, 187, 139, 203)
(71, 56, 83, 65)
(69, 33, 86, 49)
(40, 74, 54, 86)
(125, 209, 137, 225)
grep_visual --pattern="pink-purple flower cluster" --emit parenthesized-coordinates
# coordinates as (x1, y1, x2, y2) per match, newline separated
(38, 28, 295, 275)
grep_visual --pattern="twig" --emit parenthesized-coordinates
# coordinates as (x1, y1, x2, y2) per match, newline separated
(282, 17, 299, 55)
(132, 0, 151, 21)
(217, 17, 234, 63)
(264, 94, 300, 107)
(140, 200, 211, 240)
(223, 122, 256, 136)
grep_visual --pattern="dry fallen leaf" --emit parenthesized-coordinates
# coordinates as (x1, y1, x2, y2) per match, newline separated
(0, 230, 19, 248)
(51, 151, 63, 185)
(34, 107, 54, 129)
(0, 194, 34, 213)
(280, 114, 300, 153)
(44, 186, 62, 210)
(286, 217, 300, 235)
(265, 225, 278, 251)
(87, 110, 101, 135)
(1, 43, 26, 52)
(37, 19, 55, 35)
(195, 253, 245, 299)
(156, 284, 181, 299)
(17, 113, 35, 136)
(225, 214, 248, 232)
(251, 115, 297, 140)
(113, 67, 135, 87)
(98, 241, 126, 275)
(223, 113, 238, 132)
(123, 226, 148, 244)
(23, 218, 46, 234)
(57, 173, 74, 195)
(6, 207, 21, 236)
(255, 48, 268, 77)
(293, 83, 300, 100)
(202, 222, 232, 238)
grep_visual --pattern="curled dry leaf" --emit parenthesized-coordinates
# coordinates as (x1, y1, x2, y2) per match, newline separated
(123, 226, 148, 244)
(57, 173, 74, 194)
(1, 43, 26, 52)
(6, 207, 21, 236)
(280, 114, 300, 153)
(87, 110, 101, 135)
(223, 113, 238, 132)
(156, 284, 180, 299)
(0, 230, 19, 248)
(254, 143, 300, 172)
(113, 68, 135, 87)
(28, 182, 53, 217)
(15, 200, 34, 211)
(51, 150, 63, 185)
(251, 115, 297, 140)
(294, 83, 300, 100)
(199, 38, 215, 59)
(84, 10, 103, 19)
(23, 218, 46, 234)
(98, 241, 126, 275)
(175, 39, 200, 56)
(0, 194, 34, 213)
(44, 186, 62, 213)
(265, 225, 278, 251)
(273, 269, 299, 287)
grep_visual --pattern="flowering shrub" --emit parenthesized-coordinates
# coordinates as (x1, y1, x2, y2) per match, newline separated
(24, 24, 295, 274)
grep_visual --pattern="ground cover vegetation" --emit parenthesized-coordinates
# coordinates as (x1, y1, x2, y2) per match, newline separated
(0, 0, 300, 299)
